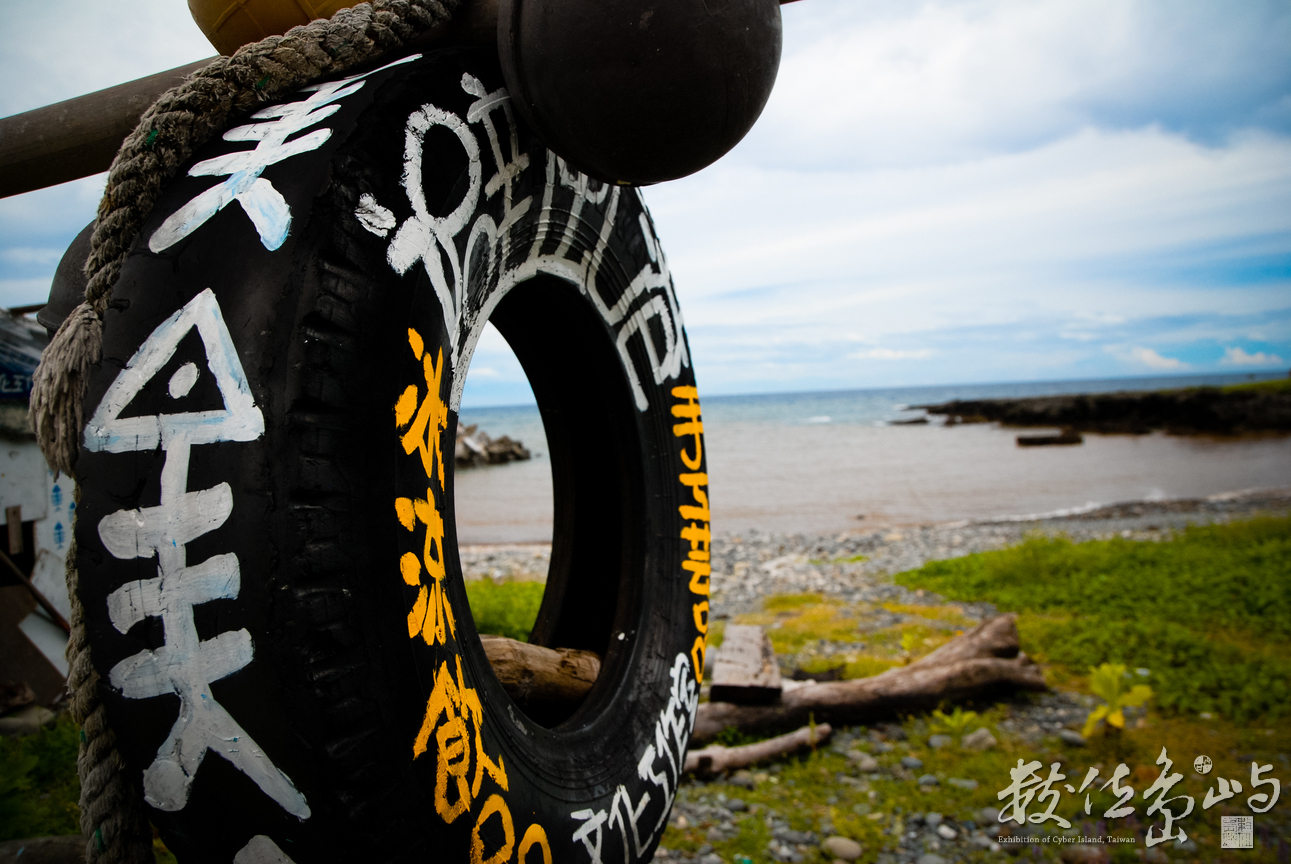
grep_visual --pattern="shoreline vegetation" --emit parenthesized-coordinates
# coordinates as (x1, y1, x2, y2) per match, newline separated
(915, 376, 1291, 435)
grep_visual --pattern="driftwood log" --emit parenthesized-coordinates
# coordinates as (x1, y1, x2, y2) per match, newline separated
(709, 623, 782, 704)
(692, 614, 1045, 743)
(479, 634, 600, 715)
(685, 723, 833, 776)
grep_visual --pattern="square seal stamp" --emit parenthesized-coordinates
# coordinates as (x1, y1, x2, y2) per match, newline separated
(1221, 815, 1253, 849)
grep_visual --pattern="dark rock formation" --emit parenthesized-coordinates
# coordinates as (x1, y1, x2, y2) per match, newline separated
(455, 422, 532, 467)
(917, 386, 1291, 434)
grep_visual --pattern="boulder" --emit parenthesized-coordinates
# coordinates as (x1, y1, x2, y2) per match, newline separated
(455, 422, 532, 468)
(820, 836, 862, 861)
(962, 728, 998, 751)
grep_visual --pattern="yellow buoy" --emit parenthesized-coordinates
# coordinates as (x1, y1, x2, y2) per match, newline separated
(189, 0, 357, 55)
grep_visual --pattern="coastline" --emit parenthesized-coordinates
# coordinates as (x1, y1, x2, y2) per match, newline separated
(460, 486, 1291, 612)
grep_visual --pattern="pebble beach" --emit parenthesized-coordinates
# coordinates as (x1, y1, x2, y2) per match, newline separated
(457, 487, 1291, 864)
(459, 486, 1291, 618)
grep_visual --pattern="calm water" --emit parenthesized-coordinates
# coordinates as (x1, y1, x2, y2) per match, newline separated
(454, 373, 1291, 543)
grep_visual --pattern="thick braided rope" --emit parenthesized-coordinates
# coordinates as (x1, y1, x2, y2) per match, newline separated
(36, 3, 461, 861)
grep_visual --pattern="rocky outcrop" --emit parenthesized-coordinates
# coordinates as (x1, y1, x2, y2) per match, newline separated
(455, 422, 532, 467)
(918, 386, 1291, 434)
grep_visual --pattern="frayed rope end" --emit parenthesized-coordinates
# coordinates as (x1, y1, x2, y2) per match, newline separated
(29, 302, 103, 478)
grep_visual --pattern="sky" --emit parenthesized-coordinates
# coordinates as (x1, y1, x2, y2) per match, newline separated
(2, 1, 1289, 406)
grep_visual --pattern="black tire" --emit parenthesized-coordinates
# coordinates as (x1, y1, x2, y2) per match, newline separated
(75, 48, 711, 864)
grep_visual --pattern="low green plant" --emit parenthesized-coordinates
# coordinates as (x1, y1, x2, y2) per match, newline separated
(899, 631, 918, 664)
(0, 715, 81, 841)
(895, 516, 1291, 721)
(930, 706, 979, 738)
(464, 579, 545, 642)
(1222, 377, 1291, 394)
(1082, 663, 1152, 737)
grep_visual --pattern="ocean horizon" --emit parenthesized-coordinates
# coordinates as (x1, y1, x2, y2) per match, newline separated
(453, 370, 1291, 544)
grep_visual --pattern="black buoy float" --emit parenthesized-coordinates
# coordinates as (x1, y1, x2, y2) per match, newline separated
(497, 0, 783, 185)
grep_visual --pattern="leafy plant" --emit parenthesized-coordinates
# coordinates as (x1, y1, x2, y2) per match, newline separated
(1082, 663, 1152, 738)
(930, 706, 978, 738)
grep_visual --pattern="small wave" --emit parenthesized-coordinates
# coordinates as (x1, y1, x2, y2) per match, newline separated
(806, 415, 831, 424)
(981, 501, 1105, 523)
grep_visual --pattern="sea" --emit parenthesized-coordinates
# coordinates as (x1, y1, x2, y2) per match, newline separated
(454, 372, 1291, 544)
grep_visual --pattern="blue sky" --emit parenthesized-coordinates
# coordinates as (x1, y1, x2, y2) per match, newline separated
(2, 0, 1288, 406)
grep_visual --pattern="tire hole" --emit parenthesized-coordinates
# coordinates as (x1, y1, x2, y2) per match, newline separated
(455, 278, 644, 729)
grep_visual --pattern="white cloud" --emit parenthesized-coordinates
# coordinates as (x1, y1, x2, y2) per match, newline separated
(746, 0, 1291, 171)
(0, 0, 213, 117)
(0, 279, 53, 309)
(1221, 346, 1286, 367)
(848, 348, 934, 360)
(467, 366, 502, 378)
(0, 248, 64, 266)
(651, 127, 1291, 337)
(1125, 347, 1188, 370)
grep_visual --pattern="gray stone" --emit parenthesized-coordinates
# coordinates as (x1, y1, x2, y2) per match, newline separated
(927, 734, 952, 749)
(979, 807, 1001, 823)
(923, 812, 942, 826)
(700, 855, 725, 864)
(916, 855, 946, 864)
(871, 741, 895, 754)
(936, 824, 956, 840)
(821, 836, 863, 861)
(1058, 729, 1086, 746)
(900, 756, 924, 770)
(946, 777, 978, 790)
(961, 728, 998, 751)
(697, 844, 714, 855)
(917, 774, 938, 786)
(846, 750, 879, 772)
(727, 797, 747, 812)
(729, 769, 757, 789)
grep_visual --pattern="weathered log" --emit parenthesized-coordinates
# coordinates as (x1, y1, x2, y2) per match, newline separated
(692, 614, 1045, 743)
(906, 612, 1021, 667)
(479, 634, 600, 707)
(684, 723, 832, 775)
(710, 623, 782, 704)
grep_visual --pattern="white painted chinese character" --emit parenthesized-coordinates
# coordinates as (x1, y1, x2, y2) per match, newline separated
(85, 289, 307, 819)
(150, 55, 419, 253)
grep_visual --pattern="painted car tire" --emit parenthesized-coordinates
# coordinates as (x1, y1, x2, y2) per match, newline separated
(74, 48, 712, 864)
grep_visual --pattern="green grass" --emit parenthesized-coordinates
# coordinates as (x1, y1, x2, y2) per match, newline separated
(0, 716, 81, 841)
(895, 516, 1291, 721)
(1222, 377, 1291, 393)
(664, 707, 1291, 864)
(464, 579, 546, 642)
